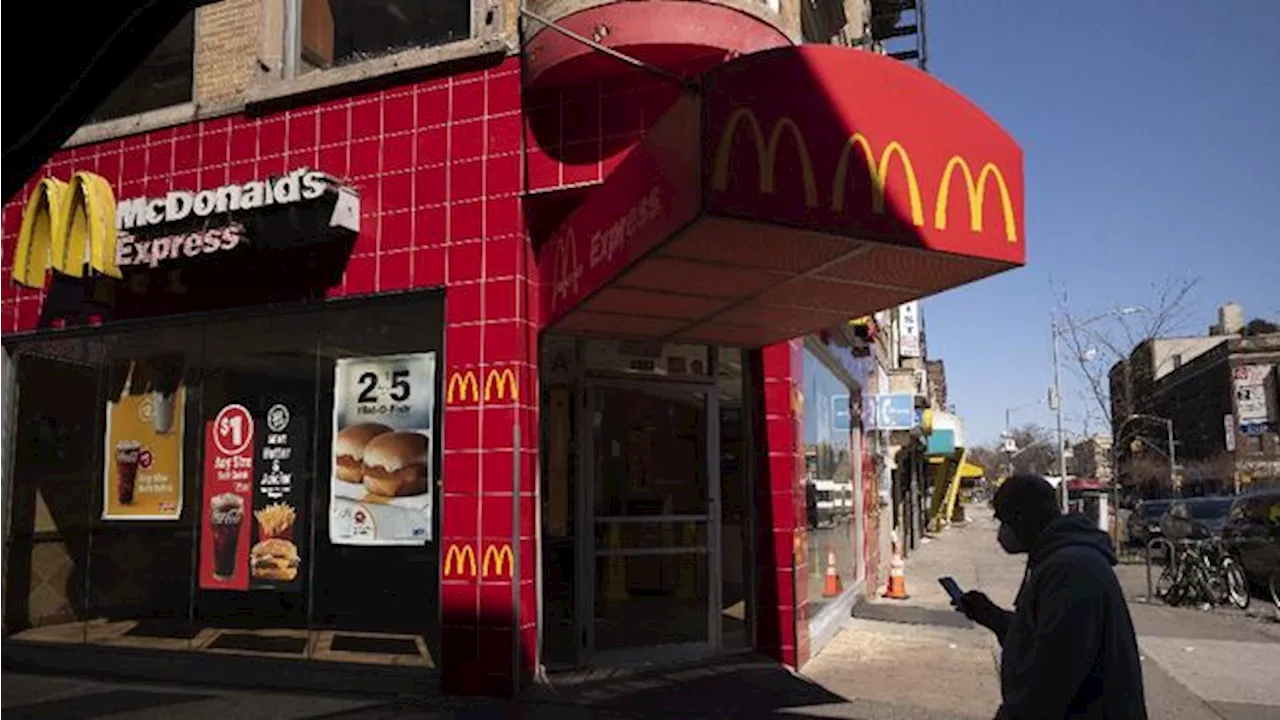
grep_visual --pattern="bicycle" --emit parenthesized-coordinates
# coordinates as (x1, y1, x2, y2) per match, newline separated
(1270, 571, 1279, 612)
(1156, 538, 1250, 609)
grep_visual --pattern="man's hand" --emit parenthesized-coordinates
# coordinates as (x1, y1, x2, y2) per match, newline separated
(956, 589, 996, 618)
(956, 590, 1010, 637)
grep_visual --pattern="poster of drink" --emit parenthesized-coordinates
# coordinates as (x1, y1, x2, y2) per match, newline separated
(330, 352, 436, 546)
(249, 398, 308, 591)
(200, 404, 255, 590)
(102, 359, 186, 521)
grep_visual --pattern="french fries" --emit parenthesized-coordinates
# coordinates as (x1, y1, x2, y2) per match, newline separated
(254, 502, 296, 540)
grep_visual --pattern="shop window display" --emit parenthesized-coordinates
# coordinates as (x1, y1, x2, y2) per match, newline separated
(3, 294, 442, 668)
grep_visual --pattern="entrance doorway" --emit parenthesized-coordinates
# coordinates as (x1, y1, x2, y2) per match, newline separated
(539, 338, 750, 670)
(580, 381, 719, 664)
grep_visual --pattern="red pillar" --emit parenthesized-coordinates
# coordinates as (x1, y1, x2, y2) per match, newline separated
(755, 340, 809, 668)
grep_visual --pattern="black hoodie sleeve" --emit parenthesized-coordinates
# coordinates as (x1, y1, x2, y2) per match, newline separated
(1000, 554, 1102, 720)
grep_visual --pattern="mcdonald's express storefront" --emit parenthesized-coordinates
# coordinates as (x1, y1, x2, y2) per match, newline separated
(1, 45, 1024, 696)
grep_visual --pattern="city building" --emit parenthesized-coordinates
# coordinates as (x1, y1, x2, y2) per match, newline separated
(1069, 434, 1113, 485)
(1, 0, 1024, 698)
(1111, 304, 1280, 494)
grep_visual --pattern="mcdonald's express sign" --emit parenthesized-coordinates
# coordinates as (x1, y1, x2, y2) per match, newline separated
(11, 168, 350, 289)
(703, 46, 1024, 266)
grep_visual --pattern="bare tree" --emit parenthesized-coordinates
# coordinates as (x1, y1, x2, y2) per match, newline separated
(1053, 275, 1200, 433)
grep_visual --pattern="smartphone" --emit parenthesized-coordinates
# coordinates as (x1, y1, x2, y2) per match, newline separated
(938, 576, 964, 605)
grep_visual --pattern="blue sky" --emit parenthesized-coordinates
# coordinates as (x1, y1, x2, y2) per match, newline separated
(919, 2, 1280, 446)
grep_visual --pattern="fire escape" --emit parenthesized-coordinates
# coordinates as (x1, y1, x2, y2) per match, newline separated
(869, 0, 927, 71)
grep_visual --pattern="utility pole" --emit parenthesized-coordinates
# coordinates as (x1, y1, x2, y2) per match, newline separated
(1166, 417, 1178, 496)
(1051, 318, 1069, 513)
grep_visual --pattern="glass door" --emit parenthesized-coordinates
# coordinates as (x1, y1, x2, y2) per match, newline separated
(579, 380, 719, 662)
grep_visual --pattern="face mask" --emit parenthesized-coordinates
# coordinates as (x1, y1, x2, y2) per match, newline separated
(998, 523, 1025, 554)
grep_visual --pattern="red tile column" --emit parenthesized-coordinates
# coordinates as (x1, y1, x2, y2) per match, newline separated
(754, 340, 809, 668)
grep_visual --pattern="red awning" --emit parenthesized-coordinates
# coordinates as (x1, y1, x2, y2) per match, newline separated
(539, 45, 1026, 347)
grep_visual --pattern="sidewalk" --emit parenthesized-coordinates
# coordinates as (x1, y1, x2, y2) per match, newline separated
(8, 506, 1278, 719)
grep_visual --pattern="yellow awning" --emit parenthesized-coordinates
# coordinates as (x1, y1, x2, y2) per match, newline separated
(959, 461, 986, 479)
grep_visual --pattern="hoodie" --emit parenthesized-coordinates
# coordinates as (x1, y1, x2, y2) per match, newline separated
(997, 514, 1148, 720)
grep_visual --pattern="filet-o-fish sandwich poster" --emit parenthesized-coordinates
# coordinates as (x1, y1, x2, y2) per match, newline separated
(330, 352, 436, 546)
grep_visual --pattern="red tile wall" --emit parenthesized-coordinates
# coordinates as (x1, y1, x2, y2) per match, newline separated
(523, 68, 686, 195)
(755, 340, 807, 668)
(0, 56, 538, 696)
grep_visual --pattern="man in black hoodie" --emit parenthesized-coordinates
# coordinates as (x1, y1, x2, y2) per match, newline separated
(958, 475, 1147, 719)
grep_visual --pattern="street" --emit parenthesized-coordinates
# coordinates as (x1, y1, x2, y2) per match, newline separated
(5, 505, 1278, 719)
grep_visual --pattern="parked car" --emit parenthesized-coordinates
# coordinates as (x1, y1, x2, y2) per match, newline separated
(1128, 499, 1172, 547)
(1221, 489, 1280, 589)
(1160, 497, 1235, 542)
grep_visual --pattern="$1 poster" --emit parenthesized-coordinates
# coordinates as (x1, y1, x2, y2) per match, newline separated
(330, 353, 436, 546)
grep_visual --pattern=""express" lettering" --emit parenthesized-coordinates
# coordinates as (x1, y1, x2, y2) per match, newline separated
(115, 224, 246, 269)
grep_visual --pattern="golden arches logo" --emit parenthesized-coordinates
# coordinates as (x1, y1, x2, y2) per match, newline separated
(933, 157, 1018, 244)
(708, 107, 1019, 244)
(484, 367, 518, 402)
(446, 370, 480, 404)
(711, 107, 818, 208)
(13, 171, 120, 288)
(830, 134, 924, 226)
(444, 543, 477, 577)
(482, 544, 513, 579)
(447, 367, 519, 405)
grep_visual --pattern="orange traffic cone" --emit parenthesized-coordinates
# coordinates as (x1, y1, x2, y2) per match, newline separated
(882, 531, 910, 600)
(822, 543, 843, 597)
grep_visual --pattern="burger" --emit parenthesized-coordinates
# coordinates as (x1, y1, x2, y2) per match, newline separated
(361, 431, 430, 497)
(250, 538, 300, 581)
(334, 422, 392, 483)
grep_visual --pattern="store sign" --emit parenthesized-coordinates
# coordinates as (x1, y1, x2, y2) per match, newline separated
(11, 168, 360, 289)
(703, 46, 1024, 265)
(330, 352, 437, 546)
(101, 360, 186, 521)
(863, 393, 916, 430)
(899, 302, 921, 358)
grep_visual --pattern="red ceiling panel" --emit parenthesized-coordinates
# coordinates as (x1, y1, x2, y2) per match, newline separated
(582, 287, 731, 318)
(660, 219, 861, 275)
(618, 257, 783, 298)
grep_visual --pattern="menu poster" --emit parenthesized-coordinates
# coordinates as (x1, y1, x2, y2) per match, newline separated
(249, 398, 309, 591)
(330, 352, 436, 546)
(199, 403, 255, 591)
(102, 359, 186, 521)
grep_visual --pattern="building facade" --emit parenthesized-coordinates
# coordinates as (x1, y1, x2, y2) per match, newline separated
(1, 0, 1023, 698)
(1112, 304, 1280, 494)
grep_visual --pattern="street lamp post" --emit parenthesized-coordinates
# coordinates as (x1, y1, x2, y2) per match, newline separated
(1050, 306, 1147, 514)
(1051, 318, 1068, 512)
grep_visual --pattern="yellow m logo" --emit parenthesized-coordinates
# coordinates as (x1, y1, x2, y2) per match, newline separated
(482, 544, 513, 578)
(711, 108, 818, 208)
(484, 368, 518, 402)
(830, 134, 924, 226)
(13, 171, 121, 288)
(444, 544, 477, 577)
(934, 157, 1018, 243)
(446, 370, 480, 404)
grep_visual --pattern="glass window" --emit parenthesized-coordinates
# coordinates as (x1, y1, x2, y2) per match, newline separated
(88, 11, 196, 123)
(800, 347, 856, 614)
(296, 0, 473, 75)
(4, 294, 443, 669)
